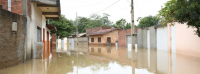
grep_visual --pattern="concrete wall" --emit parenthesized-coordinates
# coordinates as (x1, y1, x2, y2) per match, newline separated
(149, 27, 156, 49)
(67, 37, 89, 52)
(142, 28, 147, 49)
(137, 28, 143, 48)
(175, 23, 200, 57)
(26, 3, 50, 59)
(0, 9, 27, 69)
(156, 27, 168, 51)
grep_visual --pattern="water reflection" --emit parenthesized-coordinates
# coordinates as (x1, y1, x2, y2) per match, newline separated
(1, 44, 200, 74)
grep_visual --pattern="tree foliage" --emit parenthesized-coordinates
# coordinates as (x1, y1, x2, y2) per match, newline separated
(113, 18, 131, 30)
(49, 15, 75, 39)
(75, 13, 113, 33)
(137, 16, 159, 28)
(158, 0, 200, 37)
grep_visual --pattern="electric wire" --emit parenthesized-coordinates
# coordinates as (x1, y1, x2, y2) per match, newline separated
(95, 0, 120, 14)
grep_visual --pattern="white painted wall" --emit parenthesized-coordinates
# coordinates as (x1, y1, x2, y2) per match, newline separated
(171, 26, 176, 52)
(26, 3, 50, 58)
(156, 27, 168, 51)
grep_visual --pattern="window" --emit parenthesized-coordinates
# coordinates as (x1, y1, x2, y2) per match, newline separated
(37, 27, 41, 42)
(98, 48, 101, 53)
(98, 37, 101, 42)
(91, 38, 94, 42)
(91, 48, 94, 52)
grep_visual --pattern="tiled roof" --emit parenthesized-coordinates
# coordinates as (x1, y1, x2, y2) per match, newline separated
(89, 28, 119, 36)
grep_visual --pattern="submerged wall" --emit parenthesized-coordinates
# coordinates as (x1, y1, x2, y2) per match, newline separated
(175, 23, 200, 57)
(0, 8, 27, 69)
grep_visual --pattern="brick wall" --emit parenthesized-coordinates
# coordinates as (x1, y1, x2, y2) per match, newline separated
(27, 0, 31, 17)
(118, 30, 126, 47)
(0, 8, 27, 69)
(126, 29, 131, 35)
(51, 34, 56, 48)
(0, 0, 23, 15)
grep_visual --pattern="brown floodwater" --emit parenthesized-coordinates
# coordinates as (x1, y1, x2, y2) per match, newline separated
(1, 45, 200, 74)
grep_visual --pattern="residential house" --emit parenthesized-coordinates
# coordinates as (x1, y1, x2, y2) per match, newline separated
(0, 0, 61, 69)
(89, 28, 120, 46)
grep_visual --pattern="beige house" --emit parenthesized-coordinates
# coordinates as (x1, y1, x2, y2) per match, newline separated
(89, 28, 120, 45)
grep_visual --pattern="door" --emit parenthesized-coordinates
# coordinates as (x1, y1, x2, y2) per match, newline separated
(43, 28, 45, 59)
(47, 31, 50, 56)
(107, 37, 111, 45)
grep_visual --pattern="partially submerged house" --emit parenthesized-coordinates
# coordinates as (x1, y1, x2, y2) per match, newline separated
(0, 0, 60, 69)
(88, 28, 120, 46)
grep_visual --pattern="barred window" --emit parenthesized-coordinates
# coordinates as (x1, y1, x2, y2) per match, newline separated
(98, 37, 101, 42)
(91, 38, 94, 42)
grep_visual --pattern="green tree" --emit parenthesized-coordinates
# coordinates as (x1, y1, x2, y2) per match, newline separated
(77, 17, 90, 33)
(158, 0, 200, 37)
(49, 15, 75, 39)
(102, 13, 112, 26)
(125, 23, 131, 29)
(137, 16, 159, 28)
(115, 18, 126, 29)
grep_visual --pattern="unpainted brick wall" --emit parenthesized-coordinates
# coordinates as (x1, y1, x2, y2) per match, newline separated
(0, 0, 23, 15)
(27, 0, 31, 17)
(0, 8, 27, 69)
(126, 29, 131, 34)
(51, 34, 56, 48)
(118, 30, 126, 47)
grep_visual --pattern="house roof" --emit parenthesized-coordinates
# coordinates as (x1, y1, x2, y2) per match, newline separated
(79, 33, 86, 37)
(46, 24, 57, 31)
(32, 0, 61, 20)
(89, 28, 120, 36)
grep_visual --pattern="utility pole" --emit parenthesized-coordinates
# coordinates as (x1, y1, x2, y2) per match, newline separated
(76, 12, 78, 37)
(131, 0, 135, 49)
(76, 12, 79, 46)
(131, 0, 136, 74)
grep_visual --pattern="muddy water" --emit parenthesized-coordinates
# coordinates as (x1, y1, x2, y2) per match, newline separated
(1, 45, 200, 74)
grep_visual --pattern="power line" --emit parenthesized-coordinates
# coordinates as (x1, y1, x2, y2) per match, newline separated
(65, 1, 107, 8)
(126, 0, 131, 4)
(95, 0, 120, 14)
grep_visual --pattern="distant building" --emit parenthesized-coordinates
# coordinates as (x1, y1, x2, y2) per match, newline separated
(86, 27, 137, 47)
(88, 28, 120, 46)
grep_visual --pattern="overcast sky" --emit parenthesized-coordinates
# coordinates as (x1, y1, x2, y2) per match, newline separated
(60, 0, 169, 25)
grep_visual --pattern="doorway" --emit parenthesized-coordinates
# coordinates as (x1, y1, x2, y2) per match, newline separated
(107, 37, 111, 46)
(47, 31, 50, 56)
(43, 28, 45, 59)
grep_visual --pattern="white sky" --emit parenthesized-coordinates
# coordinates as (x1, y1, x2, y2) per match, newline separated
(61, 0, 169, 25)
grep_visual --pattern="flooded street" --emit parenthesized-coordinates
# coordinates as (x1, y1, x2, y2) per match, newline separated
(1, 45, 200, 74)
